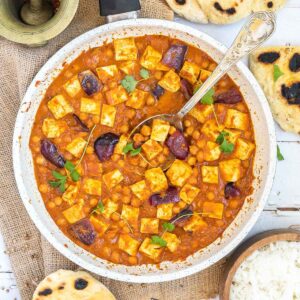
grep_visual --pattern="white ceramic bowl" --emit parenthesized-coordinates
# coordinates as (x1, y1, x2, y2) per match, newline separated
(13, 19, 276, 283)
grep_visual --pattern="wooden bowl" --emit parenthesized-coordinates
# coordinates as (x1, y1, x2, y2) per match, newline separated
(220, 229, 300, 300)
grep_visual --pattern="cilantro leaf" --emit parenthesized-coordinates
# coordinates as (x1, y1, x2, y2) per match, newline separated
(151, 235, 167, 247)
(200, 88, 215, 105)
(193, 82, 202, 94)
(277, 145, 284, 161)
(274, 64, 284, 82)
(64, 160, 75, 172)
(70, 170, 80, 182)
(162, 222, 175, 232)
(123, 142, 135, 154)
(92, 200, 105, 214)
(220, 139, 234, 153)
(130, 147, 141, 156)
(216, 131, 229, 145)
(48, 170, 67, 192)
(64, 161, 80, 182)
(121, 75, 137, 93)
(52, 170, 66, 180)
(140, 68, 150, 79)
(48, 180, 61, 188)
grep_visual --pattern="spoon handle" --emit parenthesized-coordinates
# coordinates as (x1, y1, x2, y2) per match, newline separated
(177, 11, 276, 119)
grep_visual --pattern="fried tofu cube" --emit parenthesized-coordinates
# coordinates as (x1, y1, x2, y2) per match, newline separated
(204, 141, 221, 161)
(180, 184, 200, 204)
(201, 166, 219, 184)
(105, 85, 128, 105)
(118, 234, 140, 256)
(125, 89, 148, 109)
(219, 159, 242, 182)
(130, 180, 150, 201)
(188, 104, 213, 123)
(62, 202, 85, 224)
(121, 204, 139, 224)
(100, 104, 116, 127)
(90, 215, 110, 236)
(179, 61, 201, 84)
(103, 169, 124, 190)
(102, 199, 118, 219)
(234, 138, 255, 160)
(83, 178, 102, 196)
(62, 184, 79, 205)
(114, 134, 128, 154)
(119, 60, 138, 75)
(145, 168, 168, 193)
(96, 65, 120, 83)
(199, 69, 212, 82)
(80, 97, 101, 115)
(224, 109, 249, 131)
(201, 119, 224, 141)
(48, 95, 73, 119)
(63, 75, 81, 97)
(150, 119, 170, 142)
(66, 137, 87, 158)
(163, 232, 181, 252)
(223, 129, 242, 144)
(140, 218, 159, 234)
(183, 215, 208, 232)
(42, 118, 67, 138)
(139, 237, 163, 261)
(166, 159, 193, 187)
(202, 202, 224, 220)
(157, 203, 174, 220)
(85, 161, 102, 176)
(114, 38, 138, 61)
(158, 69, 181, 93)
(140, 45, 162, 70)
(141, 139, 163, 161)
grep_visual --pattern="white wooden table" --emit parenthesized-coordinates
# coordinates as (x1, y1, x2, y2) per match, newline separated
(1, 1, 300, 298)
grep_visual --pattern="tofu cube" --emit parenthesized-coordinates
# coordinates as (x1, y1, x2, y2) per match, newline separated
(201, 166, 219, 184)
(223, 129, 242, 144)
(85, 161, 102, 176)
(204, 141, 221, 162)
(158, 69, 181, 93)
(201, 119, 224, 141)
(118, 234, 140, 256)
(199, 69, 212, 82)
(163, 232, 181, 252)
(102, 199, 118, 219)
(114, 134, 128, 154)
(126, 89, 148, 109)
(105, 86, 128, 105)
(89, 215, 110, 236)
(42, 118, 67, 138)
(166, 159, 193, 187)
(183, 215, 208, 232)
(150, 119, 170, 142)
(145, 168, 168, 193)
(130, 180, 150, 201)
(80, 97, 101, 115)
(96, 65, 120, 83)
(48, 95, 73, 119)
(141, 139, 163, 161)
(62, 202, 85, 224)
(202, 202, 224, 220)
(119, 60, 138, 75)
(188, 104, 213, 123)
(121, 204, 139, 224)
(62, 184, 79, 205)
(140, 45, 162, 70)
(140, 218, 159, 234)
(66, 137, 87, 158)
(224, 109, 249, 131)
(219, 159, 242, 182)
(157, 203, 174, 220)
(83, 178, 102, 196)
(179, 61, 201, 84)
(114, 38, 138, 61)
(139, 237, 163, 261)
(100, 104, 116, 127)
(234, 138, 255, 160)
(63, 76, 81, 97)
(103, 169, 124, 190)
(179, 184, 200, 204)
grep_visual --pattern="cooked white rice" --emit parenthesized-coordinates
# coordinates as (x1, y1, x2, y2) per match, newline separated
(230, 241, 300, 300)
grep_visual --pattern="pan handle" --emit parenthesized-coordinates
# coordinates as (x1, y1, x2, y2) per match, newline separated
(99, 0, 141, 23)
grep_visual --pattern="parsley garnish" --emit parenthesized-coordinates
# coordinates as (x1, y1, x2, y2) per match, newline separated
(65, 161, 80, 182)
(200, 88, 215, 105)
(122, 142, 141, 156)
(216, 131, 234, 153)
(162, 222, 175, 232)
(273, 64, 284, 82)
(91, 200, 105, 214)
(121, 75, 138, 93)
(140, 68, 150, 79)
(48, 171, 67, 193)
(277, 145, 284, 161)
(151, 235, 167, 247)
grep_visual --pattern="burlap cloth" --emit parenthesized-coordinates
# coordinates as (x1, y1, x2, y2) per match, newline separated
(0, 1, 225, 299)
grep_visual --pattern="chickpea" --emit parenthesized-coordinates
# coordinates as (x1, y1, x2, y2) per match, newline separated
(57, 218, 66, 226)
(47, 201, 55, 209)
(189, 145, 199, 156)
(126, 109, 136, 119)
(225, 211, 231, 218)
(141, 125, 151, 137)
(186, 126, 194, 136)
(32, 135, 40, 143)
(196, 151, 204, 163)
(133, 133, 145, 144)
(206, 191, 215, 201)
(106, 48, 114, 57)
(39, 184, 49, 193)
(184, 120, 192, 127)
(192, 130, 200, 140)
(120, 124, 129, 133)
(54, 197, 63, 206)
(188, 177, 197, 185)
(146, 95, 155, 106)
(111, 213, 120, 222)
(169, 126, 177, 135)
(86, 146, 94, 154)
(83, 206, 90, 214)
(229, 200, 239, 209)
(90, 198, 98, 207)
(102, 246, 111, 257)
(118, 160, 125, 167)
(154, 71, 163, 80)
(36, 155, 45, 165)
(196, 139, 206, 149)
(187, 156, 196, 166)
(112, 154, 121, 162)
(110, 251, 120, 263)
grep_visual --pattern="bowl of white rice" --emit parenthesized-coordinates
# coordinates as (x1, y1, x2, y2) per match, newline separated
(220, 229, 300, 300)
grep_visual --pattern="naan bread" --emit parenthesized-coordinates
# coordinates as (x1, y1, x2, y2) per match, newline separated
(252, 0, 286, 12)
(250, 46, 300, 134)
(32, 270, 116, 300)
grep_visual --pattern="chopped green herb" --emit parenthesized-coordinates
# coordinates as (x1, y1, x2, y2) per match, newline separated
(130, 147, 141, 156)
(122, 142, 141, 156)
(216, 131, 229, 144)
(140, 68, 150, 79)
(193, 82, 202, 94)
(151, 235, 167, 247)
(162, 222, 175, 232)
(200, 88, 215, 105)
(277, 145, 284, 161)
(48, 171, 67, 193)
(273, 64, 284, 82)
(92, 200, 105, 214)
(65, 160, 80, 182)
(216, 131, 234, 153)
(121, 75, 138, 93)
